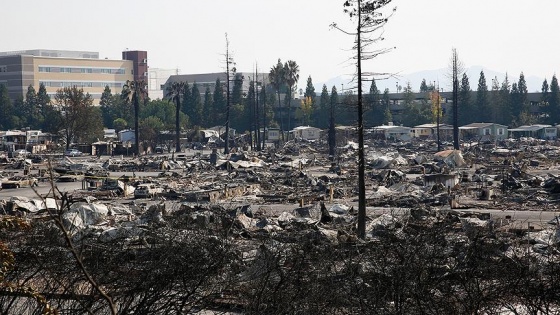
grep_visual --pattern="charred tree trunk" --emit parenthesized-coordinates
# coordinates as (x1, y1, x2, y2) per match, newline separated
(356, 0, 366, 239)
(452, 49, 460, 150)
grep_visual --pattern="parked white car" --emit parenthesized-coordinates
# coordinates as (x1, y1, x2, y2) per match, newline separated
(134, 184, 163, 199)
(64, 149, 83, 157)
(10, 149, 31, 158)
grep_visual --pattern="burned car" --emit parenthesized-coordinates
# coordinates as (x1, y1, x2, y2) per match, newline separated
(2, 176, 38, 189)
(134, 183, 163, 199)
(57, 171, 85, 182)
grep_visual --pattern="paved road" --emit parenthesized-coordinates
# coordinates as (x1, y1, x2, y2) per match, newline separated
(0, 181, 81, 199)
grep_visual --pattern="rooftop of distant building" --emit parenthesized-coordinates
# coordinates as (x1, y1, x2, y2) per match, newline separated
(0, 49, 100, 59)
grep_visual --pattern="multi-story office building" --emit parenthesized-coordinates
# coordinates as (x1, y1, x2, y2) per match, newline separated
(148, 67, 180, 100)
(122, 50, 148, 82)
(0, 49, 147, 104)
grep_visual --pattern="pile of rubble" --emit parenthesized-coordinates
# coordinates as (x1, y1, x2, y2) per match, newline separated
(3, 138, 560, 313)
(2, 137, 560, 242)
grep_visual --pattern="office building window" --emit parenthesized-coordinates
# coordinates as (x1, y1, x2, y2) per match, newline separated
(40, 80, 124, 88)
(38, 66, 126, 74)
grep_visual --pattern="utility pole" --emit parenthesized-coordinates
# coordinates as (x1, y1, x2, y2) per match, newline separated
(261, 73, 267, 151)
(452, 48, 460, 150)
(224, 33, 232, 154)
(255, 65, 261, 151)
(356, 0, 366, 240)
(436, 83, 441, 152)
(248, 75, 254, 151)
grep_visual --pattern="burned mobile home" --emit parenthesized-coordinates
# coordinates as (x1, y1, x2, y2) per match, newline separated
(1, 135, 560, 314)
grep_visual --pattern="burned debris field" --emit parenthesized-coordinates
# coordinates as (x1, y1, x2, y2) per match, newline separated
(1, 137, 560, 314)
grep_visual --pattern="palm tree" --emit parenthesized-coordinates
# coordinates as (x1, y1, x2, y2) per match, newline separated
(284, 60, 300, 133)
(269, 59, 285, 140)
(165, 81, 186, 152)
(122, 80, 147, 156)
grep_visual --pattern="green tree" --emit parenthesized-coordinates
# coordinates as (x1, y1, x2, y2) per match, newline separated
(304, 76, 316, 102)
(283, 60, 299, 131)
(122, 80, 147, 155)
(100, 85, 114, 127)
(55, 87, 103, 148)
(304, 76, 316, 125)
(139, 116, 164, 150)
(190, 83, 202, 126)
(212, 78, 226, 127)
(100, 85, 112, 107)
(541, 78, 550, 123)
(36, 83, 50, 128)
(476, 71, 489, 123)
(202, 85, 212, 127)
(41, 101, 63, 135)
(489, 76, 501, 124)
(498, 74, 512, 125)
(402, 82, 431, 127)
(512, 84, 536, 126)
(232, 73, 244, 106)
(230, 103, 247, 134)
(142, 99, 181, 128)
(100, 89, 133, 129)
(382, 88, 392, 124)
(367, 79, 382, 127)
(458, 73, 473, 126)
(113, 118, 128, 132)
(19, 85, 41, 128)
(269, 59, 285, 138)
(182, 82, 192, 117)
(549, 75, 560, 124)
(231, 73, 249, 141)
(88, 107, 105, 143)
(165, 81, 186, 152)
(0, 84, 15, 130)
(339, 91, 357, 126)
(296, 96, 313, 126)
(419, 79, 429, 92)
(317, 84, 329, 129)
(510, 83, 521, 126)
(328, 86, 338, 157)
(518, 72, 529, 116)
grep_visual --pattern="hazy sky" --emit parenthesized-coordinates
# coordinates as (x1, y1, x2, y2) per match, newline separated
(5, 0, 558, 91)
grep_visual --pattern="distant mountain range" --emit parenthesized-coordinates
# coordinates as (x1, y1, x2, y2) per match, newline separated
(316, 66, 546, 94)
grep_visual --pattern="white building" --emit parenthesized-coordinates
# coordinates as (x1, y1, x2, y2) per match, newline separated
(103, 129, 117, 141)
(267, 128, 280, 141)
(411, 123, 454, 139)
(372, 124, 412, 141)
(291, 126, 321, 140)
(148, 68, 180, 100)
(118, 129, 135, 144)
